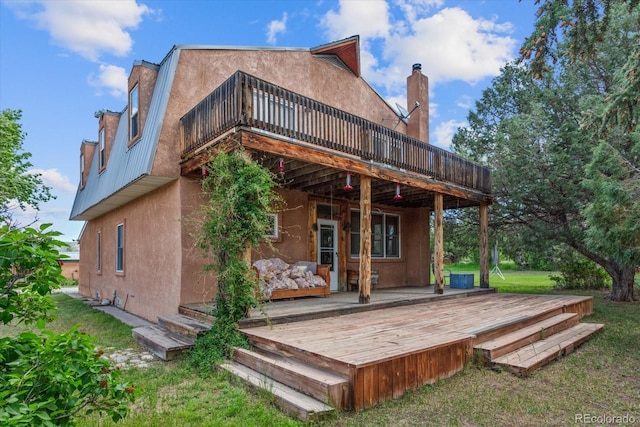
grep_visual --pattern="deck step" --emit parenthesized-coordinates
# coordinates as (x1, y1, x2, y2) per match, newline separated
(233, 347, 349, 409)
(492, 323, 604, 375)
(178, 305, 215, 323)
(132, 325, 194, 361)
(158, 313, 211, 338)
(474, 313, 579, 363)
(220, 361, 335, 421)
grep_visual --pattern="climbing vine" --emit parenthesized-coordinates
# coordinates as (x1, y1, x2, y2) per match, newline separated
(190, 150, 282, 371)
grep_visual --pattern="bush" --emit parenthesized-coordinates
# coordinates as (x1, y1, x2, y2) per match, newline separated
(1, 224, 134, 424)
(549, 247, 610, 290)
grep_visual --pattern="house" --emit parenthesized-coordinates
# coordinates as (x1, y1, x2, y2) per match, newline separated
(70, 36, 493, 323)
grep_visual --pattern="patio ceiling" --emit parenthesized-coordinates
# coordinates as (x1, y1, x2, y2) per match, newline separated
(258, 153, 482, 210)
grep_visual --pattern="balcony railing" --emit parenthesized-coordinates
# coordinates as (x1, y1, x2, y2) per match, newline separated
(180, 71, 491, 194)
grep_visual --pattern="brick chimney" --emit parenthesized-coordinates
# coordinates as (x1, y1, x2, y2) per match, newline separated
(406, 63, 429, 143)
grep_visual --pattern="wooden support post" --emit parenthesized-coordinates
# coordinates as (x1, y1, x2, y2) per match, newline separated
(479, 203, 490, 288)
(308, 200, 317, 262)
(434, 193, 444, 294)
(359, 175, 372, 304)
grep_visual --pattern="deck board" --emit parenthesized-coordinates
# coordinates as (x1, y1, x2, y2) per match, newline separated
(238, 293, 595, 409)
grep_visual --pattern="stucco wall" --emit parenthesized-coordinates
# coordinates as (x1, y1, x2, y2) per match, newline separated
(151, 47, 404, 179)
(178, 175, 218, 305)
(78, 180, 182, 322)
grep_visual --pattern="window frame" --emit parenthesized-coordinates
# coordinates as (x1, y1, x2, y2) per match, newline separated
(79, 153, 85, 188)
(96, 230, 102, 273)
(129, 84, 139, 141)
(116, 223, 125, 273)
(252, 88, 298, 131)
(350, 209, 401, 259)
(98, 127, 105, 170)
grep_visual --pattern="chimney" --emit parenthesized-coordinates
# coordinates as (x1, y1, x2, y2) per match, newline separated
(406, 63, 429, 143)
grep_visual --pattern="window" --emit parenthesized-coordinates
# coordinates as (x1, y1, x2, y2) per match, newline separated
(372, 132, 405, 164)
(350, 210, 400, 258)
(129, 85, 139, 140)
(79, 153, 85, 187)
(265, 213, 278, 239)
(98, 128, 105, 169)
(96, 231, 101, 273)
(116, 223, 124, 272)
(252, 88, 297, 130)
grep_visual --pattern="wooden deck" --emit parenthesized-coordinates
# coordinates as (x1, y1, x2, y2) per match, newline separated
(231, 292, 600, 412)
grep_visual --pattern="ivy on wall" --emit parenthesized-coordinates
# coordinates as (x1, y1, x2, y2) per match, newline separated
(190, 150, 282, 371)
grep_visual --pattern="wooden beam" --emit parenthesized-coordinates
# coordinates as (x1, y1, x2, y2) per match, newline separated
(434, 193, 444, 294)
(308, 200, 317, 262)
(338, 203, 348, 291)
(240, 131, 491, 204)
(479, 203, 489, 288)
(359, 175, 372, 304)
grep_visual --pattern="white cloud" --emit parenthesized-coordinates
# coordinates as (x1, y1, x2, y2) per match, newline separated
(321, 0, 391, 40)
(319, 2, 517, 97)
(455, 95, 473, 110)
(11, 0, 152, 61)
(88, 64, 128, 98)
(382, 8, 516, 85)
(29, 168, 76, 194)
(432, 119, 466, 150)
(267, 12, 288, 44)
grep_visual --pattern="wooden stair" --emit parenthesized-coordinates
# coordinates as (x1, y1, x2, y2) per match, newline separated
(220, 343, 349, 420)
(158, 313, 212, 338)
(474, 314, 603, 375)
(220, 362, 335, 421)
(132, 313, 211, 361)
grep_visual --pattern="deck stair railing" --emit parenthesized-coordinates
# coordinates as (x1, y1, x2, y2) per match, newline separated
(180, 71, 491, 194)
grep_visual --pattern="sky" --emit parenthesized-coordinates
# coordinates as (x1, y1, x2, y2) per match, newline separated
(0, 0, 539, 242)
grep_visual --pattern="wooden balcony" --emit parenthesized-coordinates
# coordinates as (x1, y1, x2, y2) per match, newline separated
(180, 71, 491, 209)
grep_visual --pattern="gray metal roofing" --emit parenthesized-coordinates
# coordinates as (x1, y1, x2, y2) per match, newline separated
(69, 48, 181, 221)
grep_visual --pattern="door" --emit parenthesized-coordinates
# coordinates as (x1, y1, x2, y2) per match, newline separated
(317, 219, 338, 291)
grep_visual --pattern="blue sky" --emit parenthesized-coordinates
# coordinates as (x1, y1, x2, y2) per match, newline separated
(0, 0, 538, 242)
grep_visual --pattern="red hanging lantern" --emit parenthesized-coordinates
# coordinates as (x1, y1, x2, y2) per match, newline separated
(279, 158, 285, 174)
(344, 172, 353, 191)
(394, 183, 403, 200)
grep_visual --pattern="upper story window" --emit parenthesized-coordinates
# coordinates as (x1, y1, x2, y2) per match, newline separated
(79, 153, 85, 188)
(350, 210, 400, 258)
(252, 88, 297, 131)
(129, 85, 139, 140)
(98, 127, 105, 170)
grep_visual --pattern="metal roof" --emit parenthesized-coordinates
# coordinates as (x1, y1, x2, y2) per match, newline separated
(69, 49, 181, 221)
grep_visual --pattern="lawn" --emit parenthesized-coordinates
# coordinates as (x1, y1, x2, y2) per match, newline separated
(2, 277, 638, 426)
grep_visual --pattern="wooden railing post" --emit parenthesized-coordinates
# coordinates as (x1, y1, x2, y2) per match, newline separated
(434, 192, 444, 294)
(359, 175, 372, 304)
(479, 203, 490, 288)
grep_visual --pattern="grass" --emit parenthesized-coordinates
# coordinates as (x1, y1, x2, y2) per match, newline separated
(2, 281, 639, 426)
(447, 261, 558, 294)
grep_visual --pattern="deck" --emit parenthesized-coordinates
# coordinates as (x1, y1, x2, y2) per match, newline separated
(220, 291, 600, 413)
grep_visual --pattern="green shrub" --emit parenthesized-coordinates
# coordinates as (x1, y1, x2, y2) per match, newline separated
(549, 247, 610, 290)
(1, 224, 134, 425)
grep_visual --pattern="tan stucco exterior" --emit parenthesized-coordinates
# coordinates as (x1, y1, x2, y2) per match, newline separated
(75, 43, 436, 322)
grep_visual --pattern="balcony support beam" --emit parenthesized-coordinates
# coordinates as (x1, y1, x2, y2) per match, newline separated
(433, 192, 444, 294)
(237, 130, 491, 204)
(358, 175, 372, 304)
